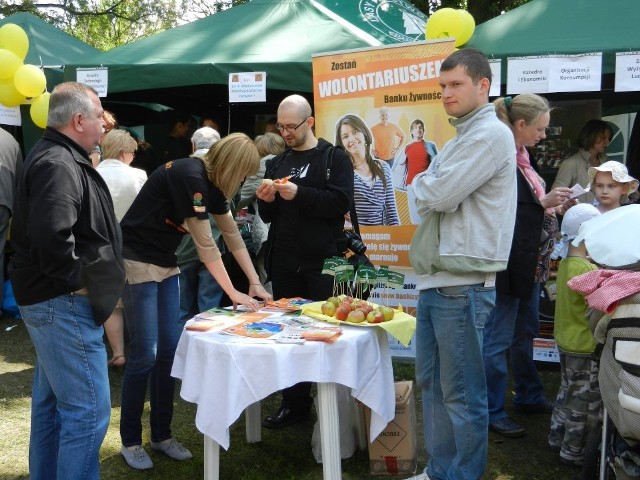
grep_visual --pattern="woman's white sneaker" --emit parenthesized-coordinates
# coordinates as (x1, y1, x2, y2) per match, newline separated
(150, 438, 193, 460)
(120, 445, 153, 470)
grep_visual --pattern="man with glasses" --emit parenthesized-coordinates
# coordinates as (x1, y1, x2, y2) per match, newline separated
(256, 95, 353, 428)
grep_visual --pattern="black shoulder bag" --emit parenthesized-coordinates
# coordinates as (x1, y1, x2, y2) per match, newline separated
(324, 145, 374, 299)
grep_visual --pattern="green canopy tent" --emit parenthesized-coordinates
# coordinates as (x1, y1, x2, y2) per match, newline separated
(465, 0, 640, 184)
(0, 12, 100, 86)
(464, 0, 640, 114)
(63, 0, 427, 134)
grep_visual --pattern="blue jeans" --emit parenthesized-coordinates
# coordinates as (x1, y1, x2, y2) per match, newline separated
(484, 284, 545, 420)
(415, 285, 495, 480)
(120, 275, 183, 446)
(178, 261, 223, 322)
(510, 283, 546, 407)
(20, 294, 110, 480)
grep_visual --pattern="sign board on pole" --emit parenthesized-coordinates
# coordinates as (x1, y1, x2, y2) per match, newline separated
(228, 72, 267, 103)
(76, 67, 109, 97)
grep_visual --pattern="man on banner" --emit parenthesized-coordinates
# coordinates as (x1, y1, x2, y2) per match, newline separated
(407, 49, 516, 480)
(371, 106, 405, 168)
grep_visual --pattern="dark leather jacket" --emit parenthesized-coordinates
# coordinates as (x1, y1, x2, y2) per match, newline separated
(9, 128, 125, 325)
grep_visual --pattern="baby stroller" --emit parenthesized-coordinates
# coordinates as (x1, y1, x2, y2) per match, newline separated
(569, 205, 640, 480)
(588, 292, 640, 480)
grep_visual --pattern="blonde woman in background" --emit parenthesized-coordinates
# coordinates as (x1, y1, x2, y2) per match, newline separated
(238, 132, 286, 290)
(97, 129, 147, 367)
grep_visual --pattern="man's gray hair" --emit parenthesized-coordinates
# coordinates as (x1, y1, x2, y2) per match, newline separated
(47, 82, 98, 129)
(191, 127, 221, 150)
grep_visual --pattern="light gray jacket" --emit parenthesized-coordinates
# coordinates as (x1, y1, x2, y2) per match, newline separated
(410, 104, 517, 282)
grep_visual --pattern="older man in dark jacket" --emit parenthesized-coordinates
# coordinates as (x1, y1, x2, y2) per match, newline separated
(10, 82, 125, 480)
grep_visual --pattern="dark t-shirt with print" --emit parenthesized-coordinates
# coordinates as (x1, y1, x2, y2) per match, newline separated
(121, 157, 229, 267)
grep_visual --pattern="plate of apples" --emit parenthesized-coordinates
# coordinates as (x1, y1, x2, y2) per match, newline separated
(300, 296, 416, 345)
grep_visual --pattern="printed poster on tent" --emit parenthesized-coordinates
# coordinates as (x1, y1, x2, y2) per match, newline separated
(311, 39, 456, 358)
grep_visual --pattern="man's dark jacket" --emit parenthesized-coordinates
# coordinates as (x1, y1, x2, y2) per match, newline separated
(10, 128, 125, 325)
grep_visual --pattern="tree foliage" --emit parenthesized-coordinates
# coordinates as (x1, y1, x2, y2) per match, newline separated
(0, 0, 529, 51)
(411, 0, 530, 23)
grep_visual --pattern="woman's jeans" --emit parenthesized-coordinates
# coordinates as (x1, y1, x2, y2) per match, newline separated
(483, 283, 545, 422)
(415, 284, 495, 480)
(120, 275, 182, 446)
(21, 294, 110, 480)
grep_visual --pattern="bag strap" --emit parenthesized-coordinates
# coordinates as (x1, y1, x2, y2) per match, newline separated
(265, 148, 291, 179)
(322, 144, 360, 235)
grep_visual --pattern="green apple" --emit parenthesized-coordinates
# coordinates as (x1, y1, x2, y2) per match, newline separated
(380, 306, 395, 321)
(321, 302, 336, 317)
(327, 296, 340, 307)
(347, 310, 366, 323)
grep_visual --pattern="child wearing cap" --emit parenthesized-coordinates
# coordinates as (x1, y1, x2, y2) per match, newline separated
(548, 203, 602, 466)
(588, 160, 639, 213)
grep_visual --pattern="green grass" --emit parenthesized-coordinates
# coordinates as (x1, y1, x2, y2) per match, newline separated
(0, 313, 578, 479)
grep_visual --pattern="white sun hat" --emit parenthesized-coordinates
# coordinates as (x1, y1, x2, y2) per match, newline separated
(551, 204, 601, 260)
(588, 161, 639, 195)
(572, 204, 640, 270)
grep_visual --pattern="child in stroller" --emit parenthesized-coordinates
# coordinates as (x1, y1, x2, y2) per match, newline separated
(567, 204, 640, 480)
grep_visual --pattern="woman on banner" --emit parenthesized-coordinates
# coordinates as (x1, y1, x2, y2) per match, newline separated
(335, 114, 399, 226)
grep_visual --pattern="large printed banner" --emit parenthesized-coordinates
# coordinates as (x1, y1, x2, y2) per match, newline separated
(312, 40, 457, 358)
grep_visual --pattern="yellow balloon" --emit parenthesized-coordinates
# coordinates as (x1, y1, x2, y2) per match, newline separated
(31, 92, 50, 129)
(0, 23, 29, 61)
(0, 48, 22, 79)
(14, 64, 46, 98)
(425, 8, 459, 40)
(456, 10, 476, 47)
(0, 77, 26, 107)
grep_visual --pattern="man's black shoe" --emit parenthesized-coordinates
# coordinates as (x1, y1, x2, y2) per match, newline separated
(489, 416, 526, 438)
(262, 407, 308, 429)
(512, 398, 555, 414)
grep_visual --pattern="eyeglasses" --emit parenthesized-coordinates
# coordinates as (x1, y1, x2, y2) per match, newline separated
(276, 117, 309, 133)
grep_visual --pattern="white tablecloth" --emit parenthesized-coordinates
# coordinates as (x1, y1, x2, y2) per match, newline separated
(171, 322, 395, 451)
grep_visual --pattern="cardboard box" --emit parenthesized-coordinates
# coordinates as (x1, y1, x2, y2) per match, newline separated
(364, 380, 417, 476)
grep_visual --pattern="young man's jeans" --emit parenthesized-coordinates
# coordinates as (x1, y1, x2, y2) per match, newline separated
(120, 275, 182, 446)
(415, 284, 495, 480)
(178, 260, 223, 322)
(20, 294, 110, 480)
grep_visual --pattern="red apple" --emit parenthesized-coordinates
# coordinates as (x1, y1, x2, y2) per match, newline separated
(366, 310, 385, 324)
(360, 303, 374, 315)
(380, 306, 395, 321)
(335, 305, 350, 321)
(321, 302, 336, 317)
(347, 310, 366, 323)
